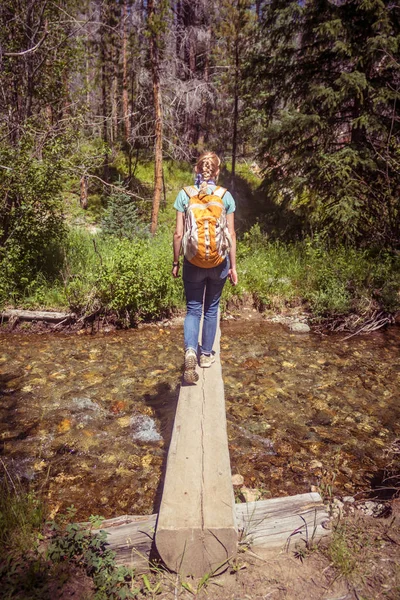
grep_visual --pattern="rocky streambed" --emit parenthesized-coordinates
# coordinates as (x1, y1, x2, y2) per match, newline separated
(0, 319, 399, 519)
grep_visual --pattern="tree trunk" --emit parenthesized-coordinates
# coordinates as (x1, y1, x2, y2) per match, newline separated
(231, 38, 239, 178)
(80, 176, 88, 209)
(100, 2, 109, 180)
(122, 0, 131, 142)
(148, 0, 164, 236)
(111, 65, 118, 145)
(197, 26, 211, 152)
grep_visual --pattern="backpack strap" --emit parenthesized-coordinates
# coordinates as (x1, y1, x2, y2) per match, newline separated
(213, 186, 227, 198)
(183, 186, 199, 198)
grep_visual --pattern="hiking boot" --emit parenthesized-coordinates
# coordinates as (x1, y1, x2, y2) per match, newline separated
(184, 349, 199, 384)
(199, 353, 215, 368)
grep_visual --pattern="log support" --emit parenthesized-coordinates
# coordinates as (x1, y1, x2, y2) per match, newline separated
(95, 493, 330, 571)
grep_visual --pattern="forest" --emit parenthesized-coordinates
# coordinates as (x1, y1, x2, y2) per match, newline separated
(0, 0, 399, 327)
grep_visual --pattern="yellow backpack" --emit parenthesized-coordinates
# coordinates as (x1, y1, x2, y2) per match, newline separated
(181, 185, 232, 268)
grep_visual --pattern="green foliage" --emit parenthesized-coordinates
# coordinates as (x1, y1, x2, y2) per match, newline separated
(0, 469, 45, 556)
(327, 524, 358, 577)
(47, 508, 139, 600)
(102, 191, 149, 239)
(249, 0, 400, 247)
(61, 229, 113, 313)
(98, 233, 183, 323)
(0, 130, 67, 303)
(222, 224, 400, 317)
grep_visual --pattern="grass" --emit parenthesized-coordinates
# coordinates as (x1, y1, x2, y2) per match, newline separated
(0, 461, 46, 557)
(222, 225, 400, 319)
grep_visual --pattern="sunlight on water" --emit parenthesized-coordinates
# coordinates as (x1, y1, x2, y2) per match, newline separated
(0, 321, 399, 518)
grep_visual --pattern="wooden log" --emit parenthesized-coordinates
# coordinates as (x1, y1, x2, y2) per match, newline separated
(94, 493, 330, 569)
(236, 492, 330, 549)
(154, 327, 238, 577)
(96, 514, 157, 571)
(1, 309, 74, 323)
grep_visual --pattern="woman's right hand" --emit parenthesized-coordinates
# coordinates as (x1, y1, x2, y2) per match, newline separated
(228, 268, 238, 286)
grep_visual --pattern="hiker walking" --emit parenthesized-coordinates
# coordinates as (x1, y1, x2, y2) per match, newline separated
(172, 152, 238, 383)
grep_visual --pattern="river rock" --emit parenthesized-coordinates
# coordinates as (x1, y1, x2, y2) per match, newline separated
(240, 486, 261, 503)
(131, 414, 162, 443)
(231, 474, 244, 486)
(289, 321, 310, 333)
(309, 460, 323, 470)
(360, 500, 385, 517)
(342, 496, 355, 503)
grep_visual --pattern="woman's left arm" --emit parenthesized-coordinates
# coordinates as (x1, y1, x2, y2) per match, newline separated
(227, 212, 238, 286)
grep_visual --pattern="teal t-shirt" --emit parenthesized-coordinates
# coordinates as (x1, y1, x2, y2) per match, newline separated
(173, 185, 236, 214)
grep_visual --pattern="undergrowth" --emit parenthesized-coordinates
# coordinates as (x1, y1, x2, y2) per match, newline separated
(4, 224, 399, 325)
(1, 158, 399, 324)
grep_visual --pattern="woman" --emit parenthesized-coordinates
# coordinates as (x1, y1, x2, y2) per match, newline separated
(172, 152, 238, 383)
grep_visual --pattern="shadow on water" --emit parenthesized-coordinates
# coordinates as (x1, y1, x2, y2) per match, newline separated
(0, 371, 41, 453)
(143, 381, 180, 514)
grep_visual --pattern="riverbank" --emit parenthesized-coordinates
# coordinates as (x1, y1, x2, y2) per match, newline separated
(1, 226, 400, 333)
(1, 302, 399, 338)
(1, 482, 399, 600)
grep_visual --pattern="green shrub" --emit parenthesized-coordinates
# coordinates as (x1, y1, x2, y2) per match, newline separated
(0, 129, 67, 299)
(98, 232, 184, 323)
(0, 475, 45, 556)
(223, 225, 400, 317)
(47, 508, 139, 600)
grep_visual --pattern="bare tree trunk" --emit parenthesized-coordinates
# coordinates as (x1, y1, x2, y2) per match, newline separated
(197, 26, 211, 151)
(122, 0, 131, 142)
(256, 0, 262, 20)
(231, 38, 239, 178)
(100, 4, 109, 181)
(111, 64, 118, 145)
(148, 0, 164, 236)
(85, 51, 91, 110)
(80, 176, 88, 209)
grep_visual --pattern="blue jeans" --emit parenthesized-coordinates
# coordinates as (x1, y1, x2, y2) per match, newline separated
(183, 258, 229, 355)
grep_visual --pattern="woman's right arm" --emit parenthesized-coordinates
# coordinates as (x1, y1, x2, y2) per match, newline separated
(172, 210, 185, 278)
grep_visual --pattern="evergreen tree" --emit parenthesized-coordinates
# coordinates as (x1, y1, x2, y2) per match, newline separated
(214, 0, 256, 175)
(102, 191, 146, 239)
(251, 0, 400, 247)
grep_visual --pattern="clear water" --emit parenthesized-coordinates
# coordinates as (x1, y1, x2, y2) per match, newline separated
(0, 321, 399, 519)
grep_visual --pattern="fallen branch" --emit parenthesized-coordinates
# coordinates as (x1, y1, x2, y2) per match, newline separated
(85, 174, 149, 202)
(3, 31, 48, 57)
(342, 311, 394, 340)
(1, 309, 75, 323)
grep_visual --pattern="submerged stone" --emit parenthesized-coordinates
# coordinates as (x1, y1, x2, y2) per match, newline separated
(289, 321, 311, 333)
(131, 414, 162, 443)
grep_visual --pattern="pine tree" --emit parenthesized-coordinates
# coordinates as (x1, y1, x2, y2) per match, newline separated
(147, 0, 170, 235)
(251, 0, 400, 248)
(214, 0, 255, 176)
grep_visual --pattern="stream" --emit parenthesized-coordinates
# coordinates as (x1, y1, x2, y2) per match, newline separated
(0, 319, 399, 519)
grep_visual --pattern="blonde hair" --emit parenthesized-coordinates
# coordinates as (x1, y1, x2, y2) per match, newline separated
(196, 152, 221, 191)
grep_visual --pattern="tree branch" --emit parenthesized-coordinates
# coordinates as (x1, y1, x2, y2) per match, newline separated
(3, 31, 48, 57)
